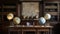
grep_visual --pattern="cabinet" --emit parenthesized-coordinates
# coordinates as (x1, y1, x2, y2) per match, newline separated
(44, 1, 59, 25)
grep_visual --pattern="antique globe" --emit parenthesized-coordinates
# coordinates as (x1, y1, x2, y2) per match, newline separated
(44, 13, 51, 20)
(7, 13, 14, 20)
(13, 17, 21, 25)
(39, 17, 46, 25)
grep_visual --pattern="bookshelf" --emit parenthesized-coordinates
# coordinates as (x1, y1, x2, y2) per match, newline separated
(44, 1, 59, 25)
(2, 3, 16, 23)
(0, 3, 17, 33)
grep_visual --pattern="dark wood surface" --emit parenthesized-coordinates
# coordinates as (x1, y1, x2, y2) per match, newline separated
(8, 25, 53, 34)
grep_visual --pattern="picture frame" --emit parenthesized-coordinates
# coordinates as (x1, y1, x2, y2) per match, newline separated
(22, 2, 39, 19)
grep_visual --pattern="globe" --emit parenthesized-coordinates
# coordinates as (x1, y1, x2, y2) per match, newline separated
(39, 17, 46, 25)
(44, 13, 51, 20)
(13, 17, 21, 25)
(7, 13, 14, 20)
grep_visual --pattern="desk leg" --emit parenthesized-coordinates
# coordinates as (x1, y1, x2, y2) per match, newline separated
(50, 28, 52, 34)
(36, 29, 39, 34)
(8, 29, 10, 34)
(45, 31, 47, 34)
(37, 31, 39, 34)
(22, 29, 23, 34)
(8, 31, 10, 34)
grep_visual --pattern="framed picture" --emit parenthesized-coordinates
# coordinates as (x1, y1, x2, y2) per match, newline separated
(22, 2, 39, 19)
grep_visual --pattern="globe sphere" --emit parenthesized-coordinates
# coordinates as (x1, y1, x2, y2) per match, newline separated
(39, 17, 46, 25)
(44, 13, 51, 20)
(7, 13, 14, 20)
(13, 17, 21, 25)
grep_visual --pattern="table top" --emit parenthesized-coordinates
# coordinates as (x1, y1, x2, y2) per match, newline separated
(8, 25, 53, 28)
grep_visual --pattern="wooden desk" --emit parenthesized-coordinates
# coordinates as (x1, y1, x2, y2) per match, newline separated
(8, 25, 53, 34)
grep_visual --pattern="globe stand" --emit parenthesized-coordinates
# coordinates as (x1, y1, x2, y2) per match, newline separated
(8, 17, 14, 26)
(13, 22, 20, 27)
(45, 19, 50, 26)
(9, 20, 11, 25)
(12, 22, 19, 27)
(40, 23, 46, 27)
(41, 25, 45, 27)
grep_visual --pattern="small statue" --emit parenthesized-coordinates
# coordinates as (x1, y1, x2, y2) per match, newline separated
(26, 22, 30, 26)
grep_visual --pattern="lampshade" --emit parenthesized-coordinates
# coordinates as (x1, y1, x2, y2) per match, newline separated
(44, 13, 51, 20)
(7, 13, 14, 20)
(13, 17, 21, 25)
(39, 17, 46, 25)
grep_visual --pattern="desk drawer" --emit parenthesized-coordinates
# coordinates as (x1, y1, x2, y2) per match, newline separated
(9, 28, 21, 31)
(37, 29, 49, 31)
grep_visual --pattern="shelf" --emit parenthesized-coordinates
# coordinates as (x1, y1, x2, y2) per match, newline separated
(3, 6, 16, 9)
(21, 19, 39, 20)
(3, 8, 16, 12)
(44, 12, 58, 15)
(45, 6, 57, 9)
(2, 12, 16, 15)
(48, 21, 58, 23)
(45, 1, 59, 3)
(45, 8, 57, 10)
